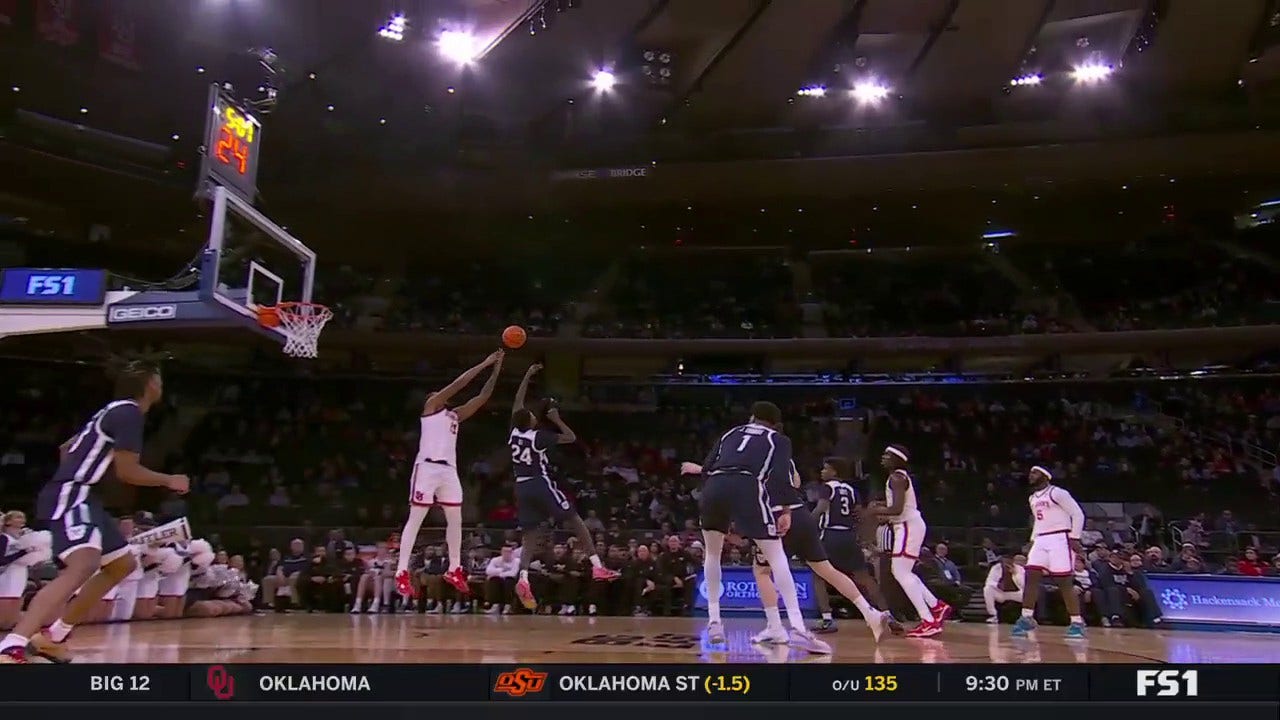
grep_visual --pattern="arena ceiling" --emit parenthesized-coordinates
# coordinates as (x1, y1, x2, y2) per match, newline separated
(1, 0, 1278, 213)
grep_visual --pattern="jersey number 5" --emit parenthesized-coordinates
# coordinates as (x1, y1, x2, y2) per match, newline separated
(510, 443, 533, 465)
(1034, 509, 1044, 520)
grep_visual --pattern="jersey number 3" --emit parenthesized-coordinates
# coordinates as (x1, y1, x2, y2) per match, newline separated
(510, 444, 533, 465)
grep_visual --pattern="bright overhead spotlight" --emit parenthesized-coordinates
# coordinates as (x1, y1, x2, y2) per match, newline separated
(437, 30, 481, 65)
(591, 69, 616, 92)
(851, 80, 890, 104)
(796, 85, 827, 98)
(1071, 62, 1113, 83)
(378, 13, 408, 41)
(1010, 73, 1042, 87)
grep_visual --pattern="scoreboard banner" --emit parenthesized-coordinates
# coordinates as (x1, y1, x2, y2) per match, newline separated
(5, 663, 1276, 703)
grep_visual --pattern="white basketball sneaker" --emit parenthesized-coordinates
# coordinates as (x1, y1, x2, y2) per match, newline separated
(788, 626, 833, 655)
(750, 625, 789, 645)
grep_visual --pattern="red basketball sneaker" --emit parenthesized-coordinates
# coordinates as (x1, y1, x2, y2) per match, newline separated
(443, 566, 470, 595)
(591, 566, 621, 581)
(931, 601, 953, 623)
(0, 646, 27, 664)
(394, 569, 417, 599)
(515, 577, 537, 610)
(905, 619, 943, 638)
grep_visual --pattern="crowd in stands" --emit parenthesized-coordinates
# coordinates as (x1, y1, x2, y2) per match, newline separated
(6, 356, 1279, 629)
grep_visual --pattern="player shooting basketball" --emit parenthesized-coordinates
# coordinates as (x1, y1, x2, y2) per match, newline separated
(0, 360, 189, 664)
(395, 350, 505, 601)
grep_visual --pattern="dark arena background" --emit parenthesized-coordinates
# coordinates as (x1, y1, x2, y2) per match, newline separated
(1, 0, 1280, 716)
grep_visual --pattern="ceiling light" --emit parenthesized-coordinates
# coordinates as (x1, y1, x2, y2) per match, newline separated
(437, 30, 480, 66)
(1071, 63, 1113, 83)
(591, 69, 616, 92)
(796, 85, 827, 98)
(851, 80, 890, 104)
(378, 13, 408, 41)
(1010, 73, 1042, 87)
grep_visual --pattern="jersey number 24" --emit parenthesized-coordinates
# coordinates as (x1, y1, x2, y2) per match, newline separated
(510, 443, 533, 465)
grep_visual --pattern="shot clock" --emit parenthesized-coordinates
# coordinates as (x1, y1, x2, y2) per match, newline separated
(200, 84, 262, 203)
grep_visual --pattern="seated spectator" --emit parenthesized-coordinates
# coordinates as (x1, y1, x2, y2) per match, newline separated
(484, 545, 519, 614)
(263, 539, 307, 612)
(983, 552, 1024, 623)
(303, 545, 343, 612)
(917, 545, 972, 615)
(628, 545, 661, 616)
(416, 545, 449, 613)
(588, 545, 630, 616)
(1093, 552, 1161, 628)
(1143, 546, 1170, 572)
(1237, 547, 1267, 576)
(533, 544, 581, 615)
(655, 535, 696, 617)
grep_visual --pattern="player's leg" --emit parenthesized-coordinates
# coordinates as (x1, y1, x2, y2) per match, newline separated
(434, 469, 471, 596)
(1015, 537, 1052, 636)
(1043, 535, 1084, 637)
(732, 485, 821, 647)
(698, 475, 731, 642)
(0, 544, 100, 663)
(396, 464, 433, 597)
(749, 551, 788, 645)
(515, 524, 552, 610)
(886, 521, 939, 637)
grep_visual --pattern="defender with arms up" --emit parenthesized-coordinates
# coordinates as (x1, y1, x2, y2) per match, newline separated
(0, 360, 189, 664)
(509, 363, 619, 611)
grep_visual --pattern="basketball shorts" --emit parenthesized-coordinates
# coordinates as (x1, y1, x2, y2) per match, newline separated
(1027, 531, 1073, 576)
(0, 565, 28, 599)
(136, 571, 161, 600)
(158, 564, 192, 598)
(514, 476, 575, 528)
(410, 462, 463, 507)
(888, 516, 926, 560)
(36, 484, 130, 566)
(700, 472, 777, 540)
(754, 505, 826, 565)
(821, 528, 866, 574)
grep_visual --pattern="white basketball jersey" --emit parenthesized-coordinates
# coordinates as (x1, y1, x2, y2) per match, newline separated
(1029, 485, 1078, 535)
(416, 409, 459, 466)
(884, 469, 922, 524)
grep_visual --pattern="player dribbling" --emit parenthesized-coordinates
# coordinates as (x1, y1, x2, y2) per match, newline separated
(395, 350, 505, 600)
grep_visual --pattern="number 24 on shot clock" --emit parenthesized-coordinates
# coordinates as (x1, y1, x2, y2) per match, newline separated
(202, 85, 263, 202)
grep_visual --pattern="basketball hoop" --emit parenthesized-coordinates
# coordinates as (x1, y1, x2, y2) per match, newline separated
(257, 301, 332, 358)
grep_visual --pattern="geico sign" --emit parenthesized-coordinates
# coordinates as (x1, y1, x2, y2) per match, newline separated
(109, 305, 177, 322)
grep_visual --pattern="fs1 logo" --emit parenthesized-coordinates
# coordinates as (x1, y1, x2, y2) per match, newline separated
(1136, 669, 1199, 697)
(108, 305, 177, 323)
(26, 274, 77, 296)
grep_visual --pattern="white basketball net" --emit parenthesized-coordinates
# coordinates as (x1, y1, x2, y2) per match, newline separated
(275, 304, 333, 358)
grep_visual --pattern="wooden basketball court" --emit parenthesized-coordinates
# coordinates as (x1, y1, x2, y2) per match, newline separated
(58, 614, 1280, 664)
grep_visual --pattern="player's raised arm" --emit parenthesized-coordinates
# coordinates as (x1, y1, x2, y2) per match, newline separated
(105, 403, 188, 493)
(542, 407, 577, 445)
(424, 351, 502, 416)
(454, 350, 505, 422)
(512, 362, 542, 418)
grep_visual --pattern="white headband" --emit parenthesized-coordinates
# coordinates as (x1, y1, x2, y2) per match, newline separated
(1030, 465, 1052, 480)
(884, 446, 908, 463)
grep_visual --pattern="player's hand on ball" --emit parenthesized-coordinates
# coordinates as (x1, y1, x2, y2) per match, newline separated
(167, 474, 191, 495)
(680, 462, 703, 475)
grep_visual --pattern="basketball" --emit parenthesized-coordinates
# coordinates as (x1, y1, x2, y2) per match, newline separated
(502, 325, 527, 349)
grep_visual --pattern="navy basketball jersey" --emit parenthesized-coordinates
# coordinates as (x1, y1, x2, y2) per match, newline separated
(48, 399, 145, 519)
(508, 427, 558, 481)
(702, 423, 793, 483)
(765, 459, 805, 511)
(820, 480, 859, 530)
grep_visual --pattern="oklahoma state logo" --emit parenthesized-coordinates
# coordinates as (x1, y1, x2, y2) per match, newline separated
(494, 668, 548, 697)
